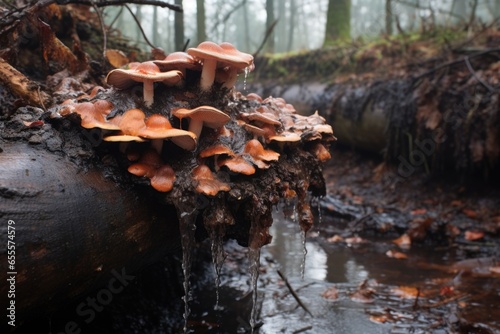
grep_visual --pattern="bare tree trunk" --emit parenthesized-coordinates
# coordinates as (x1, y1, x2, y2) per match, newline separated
(243, 1, 251, 51)
(135, 4, 142, 42)
(287, 0, 296, 52)
(323, 0, 351, 46)
(266, 0, 275, 53)
(152, 6, 159, 47)
(174, 0, 184, 51)
(196, 0, 207, 44)
(277, 0, 286, 52)
(385, 0, 393, 35)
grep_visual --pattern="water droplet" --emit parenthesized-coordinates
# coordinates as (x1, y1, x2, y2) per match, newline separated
(243, 67, 249, 91)
(300, 230, 308, 280)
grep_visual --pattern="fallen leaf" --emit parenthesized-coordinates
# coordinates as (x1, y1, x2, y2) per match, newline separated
(321, 286, 339, 300)
(327, 235, 344, 243)
(489, 266, 500, 274)
(439, 286, 454, 297)
(23, 120, 44, 127)
(345, 236, 366, 245)
(392, 234, 411, 249)
(105, 49, 129, 68)
(369, 315, 388, 324)
(386, 250, 408, 259)
(411, 208, 427, 215)
(463, 209, 478, 219)
(464, 230, 484, 241)
(350, 289, 375, 303)
(352, 196, 363, 205)
(391, 286, 419, 299)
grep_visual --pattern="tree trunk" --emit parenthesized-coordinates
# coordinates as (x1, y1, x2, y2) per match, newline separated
(287, 0, 296, 52)
(134, 4, 142, 42)
(385, 0, 393, 35)
(323, 0, 351, 46)
(265, 0, 275, 53)
(174, 0, 184, 51)
(196, 0, 207, 44)
(152, 6, 159, 47)
(0, 142, 181, 318)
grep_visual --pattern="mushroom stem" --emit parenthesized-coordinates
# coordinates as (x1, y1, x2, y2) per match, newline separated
(143, 80, 155, 107)
(188, 119, 204, 138)
(222, 68, 238, 89)
(200, 58, 217, 91)
(151, 139, 164, 154)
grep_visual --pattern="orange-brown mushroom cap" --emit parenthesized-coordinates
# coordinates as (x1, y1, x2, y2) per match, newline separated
(106, 61, 183, 106)
(192, 164, 230, 196)
(153, 52, 201, 73)
(217, 155, 256, 175)
(70, 101, 120, 130)
(150, 164, 176, 192)
(139, 114, 197, 151)
(187, 41, 254, 90)
(173, 106, 230, 138)
(244, 139, 280, 169)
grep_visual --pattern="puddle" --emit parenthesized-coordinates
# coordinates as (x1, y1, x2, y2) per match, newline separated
(188, 204, 500, 334)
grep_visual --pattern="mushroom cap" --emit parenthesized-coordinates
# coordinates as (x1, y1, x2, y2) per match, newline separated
(150, 164, 176, 192)
(153, 52, 202, 71)
(244, 139, 280, 169)
(311, 142, 332, 162)
(138, 114, 197, 150)
(246, 93, 263, 103)
(192, 164, 230, 196)
(199, 144, 235, 158)
(110, 108, 147, 136)
(242, 123, 266, 137)
(70, 101, 120, 130)
(127, 149, 162, 178)
(241, 111, 281, 126)
(103, 134, 146, 142)
(106, 62, 183, 89)
(187, 41, 254, 70)
(217, 155, 256, 175)
(173, 106, 230, 129)
(270, 132, 302, 143)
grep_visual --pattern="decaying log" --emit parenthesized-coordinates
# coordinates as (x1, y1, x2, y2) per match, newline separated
(0, 141, 180, 319)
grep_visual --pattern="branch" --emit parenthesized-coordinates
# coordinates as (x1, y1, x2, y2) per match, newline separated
(59, 0, 183, 12)
(252, 18, 279, 58)
(277, 270, 313, 318)
(124, 4, 156, 49)
(464, 56, 496, 92)
(210, 0, 246, 33)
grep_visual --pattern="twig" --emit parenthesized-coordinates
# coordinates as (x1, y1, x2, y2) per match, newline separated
(89, 0, 107, 58)
(61, 0, 183, 12)
(107, 5, 124, 30)
(253, 19, 279, 58)
(182, 38, 190, 52)
(412, 48, 500, 83)
(292, 326, 313, 334)
(124, 4, 156, 49)
(211, 0, 246, 33)
(419, 293, 468, 308)
(465, 56, 497, 92)
(277, 270, 313, 318)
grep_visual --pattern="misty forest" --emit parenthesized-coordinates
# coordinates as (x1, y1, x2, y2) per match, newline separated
(1, 0, 500, 333)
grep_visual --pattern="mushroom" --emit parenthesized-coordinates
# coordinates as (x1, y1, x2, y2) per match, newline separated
(244, 139, 280, 169)
(192, 164, 230, 196)
(139, 114, 197, 152)
(67, 101, 120, 130)
(187, 41, 254, 91)
(106, 61, 183, 107)
(217, 155, 255, 175)
(310, 142, 331, 162)
(172, 106, 230, 139)
(104, 108, 147, 143)
(153, 52, 201, 76)
(150, 164, 176, 192)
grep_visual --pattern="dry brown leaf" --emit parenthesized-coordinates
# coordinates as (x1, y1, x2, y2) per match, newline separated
(23, 120, 44, 128)
(105, 49, 129, 68)
(369, 315, 389, 324)
(463, 209, 478, 219)
(392, 234, 411, 249)
(464, 230, 484, 241)
(386, 250, 408, 259)
(321, 286, 339, 300)
(391, 286, 419, 299)
(327, 235, 344, 243)
(410, 208, 427, 215)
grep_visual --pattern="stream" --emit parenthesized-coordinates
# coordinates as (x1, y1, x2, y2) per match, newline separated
(186, 204, 500, 334)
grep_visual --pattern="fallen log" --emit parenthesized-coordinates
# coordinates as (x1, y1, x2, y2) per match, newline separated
(0, 140, 181, 320)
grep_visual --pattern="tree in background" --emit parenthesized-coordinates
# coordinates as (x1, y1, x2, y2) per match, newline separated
(324, 0, 351, 46)
(266, 0, 275, 53)
(175, 0, 184, 50)
(196, 0, 207, 44)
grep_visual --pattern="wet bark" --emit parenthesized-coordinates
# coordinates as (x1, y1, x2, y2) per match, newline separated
(0, 141, 181, 318)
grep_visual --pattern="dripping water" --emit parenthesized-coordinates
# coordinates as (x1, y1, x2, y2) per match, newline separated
(248, 247, 261, 332)
(300, 230, 307, 280)
(243, 67, 249, 91)
(175, 203, 198, 334)
(209, 227, 225, 310)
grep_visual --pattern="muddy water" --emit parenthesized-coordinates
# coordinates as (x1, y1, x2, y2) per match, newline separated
(188, 205, 500, 334)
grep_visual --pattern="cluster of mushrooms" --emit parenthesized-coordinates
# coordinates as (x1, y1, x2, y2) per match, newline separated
(57, 41, 334, 196)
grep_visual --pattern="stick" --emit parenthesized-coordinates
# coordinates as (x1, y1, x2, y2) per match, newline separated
(464, 56, 497, 92)
(61, 0, 183, 12)
(253, 19, 279, 58)
(124, 4, 157, 49)
(277, 270, 313, 317)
